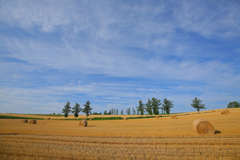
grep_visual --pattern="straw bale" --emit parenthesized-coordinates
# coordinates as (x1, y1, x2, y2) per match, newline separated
(29, 120, 37, 124)
(192, 119, 215, 134)
(155, 115, 159, 119)
(79, 120, 88, 127)
(225, 110, 230, 113)
(171, 115, 177, 119)
(211, 110, 216, 112)
(221, 110, 228, 115)
(124, 117, 127, 120)
(22, 119, 28, 123)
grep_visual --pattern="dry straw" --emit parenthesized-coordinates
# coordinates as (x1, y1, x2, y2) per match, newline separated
(124, 117, 127, 120)
(29, 120, 37, 124)
(171, 115, 177, 119)
(155, 115, 159, 119)
(212, 110, 216, 112)
(79, 119, 88, 127)
(193, 119, 215, 134)
(22, 119, 28, 123)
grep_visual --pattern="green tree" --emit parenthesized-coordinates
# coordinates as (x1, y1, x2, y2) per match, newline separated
(126, 108, 131, 115)
(191, 97, 206, 113)
(152, 97, 161, 115)
(227, 101, 240, 108)
(137, 100, 145, 116)
(62, 101, 71, 118)
(162, 98, 174, 115)
(121, 109, 124, 115)
(72, 103, 81, 118)
(104, 110, 108, 115)
(82, 100, 92, 118)
(145, 98, 153, 115)
(132, 108, 136, 115)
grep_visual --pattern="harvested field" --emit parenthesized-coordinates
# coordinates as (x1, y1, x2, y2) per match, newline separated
(0, 108, 240, 159)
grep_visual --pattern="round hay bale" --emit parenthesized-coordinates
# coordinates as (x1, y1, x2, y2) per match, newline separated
(225, 110, 230, 113)
(23, 119, 28, 123)
(48, 118, 51, 120)
(29, 120, 37, 124)
(22, 119, 28, 123)
(171, 115, 177, 119)
(79, 120, 88, 127)
(221, 110, 228, 115)
(155, 115, 159, 119)
(89, 118, 92, 121)
(193, 119, 215, 134)
(211, 110, 216, 112)
(124, 117, 127, 120)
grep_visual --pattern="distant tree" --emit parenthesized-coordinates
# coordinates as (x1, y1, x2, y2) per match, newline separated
(72, 103, 82, 118)
(162, 98, 174, 115)
(145, 98, 153, 115)
(62, 101, 71, 118)
(152, 97, 161, 115)
(121, 109, 124, 115)
(132, 108, 136, 115)
(227, 101, 240, 108)
(82, 100, 92, 118)
(116, 109, 118, 115)
(126, 108, 131, 115)
(191, 97, 206, 113)
(137, 100, 145, 116)
(104, 110, 108, 115)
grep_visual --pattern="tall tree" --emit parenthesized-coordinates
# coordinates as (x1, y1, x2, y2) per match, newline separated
(227, 101, 240, 108)
(82, 100, 92, 118)
(104, 110, 108, 115)
(137, 100, 145, 116)
(145, 98, 153, 115)
(132, 108, 136, 115)
(191, 97, 206, 113)
(62, 101, 71, 118)
(72, 103, 82, 118)
(126, 108, 131, 115)
(162, 98, 174, 115)
(121, 109, 124, 115)
(152, 97, 161, 115)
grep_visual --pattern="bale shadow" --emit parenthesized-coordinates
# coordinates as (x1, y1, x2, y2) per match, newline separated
(215, 130, 221, 134)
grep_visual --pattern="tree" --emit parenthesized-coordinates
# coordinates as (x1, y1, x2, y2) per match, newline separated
(191, 97, 206, 113)
(104, 110, 108, 115)
(145, 98, 153, 115)
(82, 100, 92, 118)
(227, 101, 240, 108)
(126, 108, 131, 115)
(162, 98, 174, 115)
(132, 108, 136, 115)
(121, 109, 124, 115)
(62, 101, 71, 118)
(72, 103, 81, 118)
(137, 100, 145, 116)
(152, 97, 161, 115)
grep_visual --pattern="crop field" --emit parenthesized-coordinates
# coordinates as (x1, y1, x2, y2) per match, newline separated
(0, 108, 240, 159)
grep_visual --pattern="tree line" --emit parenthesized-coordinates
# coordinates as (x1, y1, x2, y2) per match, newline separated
(61, 98, 239, 118)
(62, 100, 92, 118)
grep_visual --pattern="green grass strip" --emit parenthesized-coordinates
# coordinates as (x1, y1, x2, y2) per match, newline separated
(0, 115, 43, 120)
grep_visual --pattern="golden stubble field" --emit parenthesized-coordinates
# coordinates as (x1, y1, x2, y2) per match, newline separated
(0, 108, 240, 160)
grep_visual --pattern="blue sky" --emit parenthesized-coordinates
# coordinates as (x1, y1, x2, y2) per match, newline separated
(0, 0, 239, 114)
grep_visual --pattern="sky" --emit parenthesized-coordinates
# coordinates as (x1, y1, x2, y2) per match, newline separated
(0, 0, 239, 114)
